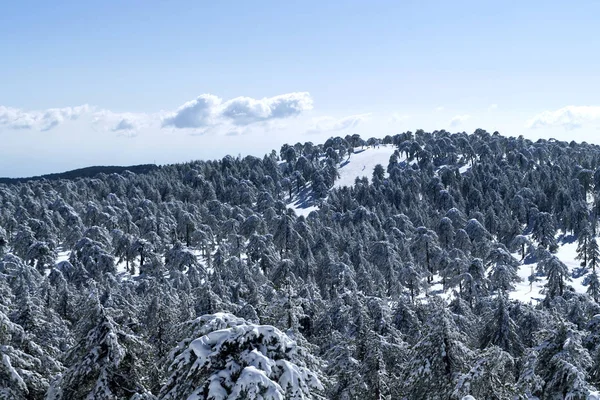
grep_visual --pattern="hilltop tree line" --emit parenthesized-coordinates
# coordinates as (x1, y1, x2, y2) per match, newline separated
(2, 130, 600, 398)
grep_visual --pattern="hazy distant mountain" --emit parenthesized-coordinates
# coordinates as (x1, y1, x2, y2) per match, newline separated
(0, 164, 159, 184)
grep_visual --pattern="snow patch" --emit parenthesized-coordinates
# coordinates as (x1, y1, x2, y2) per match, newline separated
(510, 238, 591, 303)
(333, 145, 397, 188)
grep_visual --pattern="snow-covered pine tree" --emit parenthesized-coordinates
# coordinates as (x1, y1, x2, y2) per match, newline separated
(47, 291, 153, 399)
(541, 255, 571, 300)
(159, 313, 325, 400)
(480, 293, 524, 357)
(401, 299, 473, 399)
(534, 322, 596, 399)
(453, 346, 517, 400)
(532, 212, 557, 251)
(588, 271, 600, 302)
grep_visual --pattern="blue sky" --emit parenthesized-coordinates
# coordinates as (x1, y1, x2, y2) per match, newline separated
(1, 0, 599, 177)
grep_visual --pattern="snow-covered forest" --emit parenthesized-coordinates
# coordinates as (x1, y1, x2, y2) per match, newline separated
(3, 129, 600, 399)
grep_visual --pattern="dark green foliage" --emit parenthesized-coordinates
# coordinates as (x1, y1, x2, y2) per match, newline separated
(1, 131, 600, 398)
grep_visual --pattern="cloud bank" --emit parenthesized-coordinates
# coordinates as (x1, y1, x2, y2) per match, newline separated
(307, 113, 370, 134)
(449, 114, 471, 127)
(162, 92, 313, 129)
(0, 92, 314, 135)
(527, 106, 600, 130)
(389, 113, 410, 123)
(0, 105, 90, 131)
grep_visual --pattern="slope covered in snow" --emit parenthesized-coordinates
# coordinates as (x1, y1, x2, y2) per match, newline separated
(287, 145, 397, 217)
(510, 237, 590, 304)
(333, 145, 397, 188)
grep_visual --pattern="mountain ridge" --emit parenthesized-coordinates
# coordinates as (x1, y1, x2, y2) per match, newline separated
(0, 163, 159, 184)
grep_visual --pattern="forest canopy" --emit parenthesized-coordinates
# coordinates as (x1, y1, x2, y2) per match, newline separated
(2, 130, 600, 399)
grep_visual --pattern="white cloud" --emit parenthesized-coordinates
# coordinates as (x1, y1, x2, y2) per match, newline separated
(0, 104, 90, 131)
(307, 113, 370, 134)
(0, 91, 313, 137)
(161, 94, 222, 129)
(449, 114, 471, 127)
(162, 92, 313, 129)
(92, 110, 154, 137)
(487, 104, 498, 111)
(221, 92, 313, 125)
(389, 112, 410, 123)
(527, 105, 600, 130)
(112, 119, 137, 131)
(435, 106, 445, 112)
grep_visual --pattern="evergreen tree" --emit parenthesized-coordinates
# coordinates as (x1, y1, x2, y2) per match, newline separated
(532, 212, 557, 250)
(540, 255, 571, 299)
(535, 322, 595, 399)
(576, 225, 593, 267)
(47, 293, 152, 399)
(453, 346, 518, 400)
(402, 300, 473, 399)
(588, 271, 600, 303)
(411, 227, 441, 283)
(589, 236, 600, 273)
(480, 294, 523, 357)
(159, 313, 325, 400)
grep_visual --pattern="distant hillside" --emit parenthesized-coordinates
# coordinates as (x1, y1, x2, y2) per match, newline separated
(0, 164, 159, 184)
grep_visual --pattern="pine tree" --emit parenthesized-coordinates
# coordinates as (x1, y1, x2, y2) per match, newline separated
(47, 293, 152, 399)
(576, 225, 593, 267)
(480, 294, 523, 357)
(510, 234, 531, 261)
(453, 346, 518, 400)
(159, 313, 325, 400)
(588, 271, 600, 303)
(532, 212, 557, 250)
(535, 322, 595, 399)
(541, 255, 571, 299)
(402, 300, 473, 399)
(358, 331, 390, 400)
(411, 227, 441, 283)
(589, 236, 600, 273)
(489, 263, 521, 293)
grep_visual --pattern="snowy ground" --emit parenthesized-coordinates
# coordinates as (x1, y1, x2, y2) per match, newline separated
(333, 145, 397, 188)
(56, 249, 70, 263)
(287, 145, 398, 217)
(510, 237, 589, 304)
(458, 161, 473, 174)
(287, 200, 319, 218)
(54, 249, 141, 277)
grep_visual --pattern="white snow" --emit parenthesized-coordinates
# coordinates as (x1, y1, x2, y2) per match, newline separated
(56, 249, 70, 263)
(333, 145, 397, 188)
(458, 161, 473, 174)
(1, 353, 27, 392)
(287, 145, 398, 217)
(511, 260, 545, 304)
(115, 258, 129, 274)
(510, 238, 589, 304)
(229, 366, 285, 400)
(168, 313, 323, 400)
(287, 203, 319, 218)
(417, 273, 453, 301)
